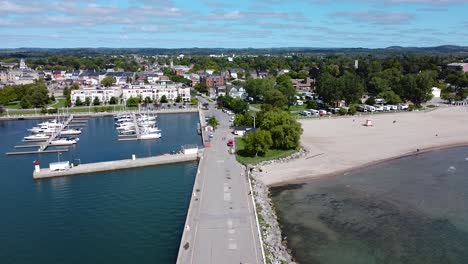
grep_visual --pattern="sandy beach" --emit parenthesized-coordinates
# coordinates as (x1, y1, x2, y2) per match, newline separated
(258, 106, 468, 187)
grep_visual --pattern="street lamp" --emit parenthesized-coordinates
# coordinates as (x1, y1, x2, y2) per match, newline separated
(251, 112, 256, 129)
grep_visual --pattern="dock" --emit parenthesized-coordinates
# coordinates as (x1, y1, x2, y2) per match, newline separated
(38, 115, 74, 151)
(132, 112, 141, 139)
(7, 149, 69, 156)
(33, 152, 201, 179)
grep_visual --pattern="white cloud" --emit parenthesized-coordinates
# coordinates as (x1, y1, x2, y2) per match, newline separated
(331, 10, 415, 25)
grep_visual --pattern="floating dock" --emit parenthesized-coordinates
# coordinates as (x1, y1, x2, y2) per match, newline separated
(33, 152, 201, 179)
(7, 149, 69, 156)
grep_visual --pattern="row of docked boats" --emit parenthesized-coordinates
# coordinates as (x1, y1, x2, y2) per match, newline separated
(114, 113, 161, 139)
(23, 119, 81, 146)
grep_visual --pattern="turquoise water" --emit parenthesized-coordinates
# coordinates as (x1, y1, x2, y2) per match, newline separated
(272, 147, 468, 264)
(0, 114, 202, 263)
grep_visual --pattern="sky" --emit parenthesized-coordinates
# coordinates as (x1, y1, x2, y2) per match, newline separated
(0, 0, 467, 49)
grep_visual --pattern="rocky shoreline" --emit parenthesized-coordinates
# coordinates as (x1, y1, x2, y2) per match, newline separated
(250, 148, 308, 264)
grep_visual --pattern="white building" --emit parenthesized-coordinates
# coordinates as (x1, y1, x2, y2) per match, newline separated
(71, 89, 118, 105)
(122, 82, 190, 102)
(229, 86, 247, 99)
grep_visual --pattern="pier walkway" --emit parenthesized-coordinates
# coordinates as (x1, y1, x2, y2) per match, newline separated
(33, 153, 200, 179)
(39, 115, 74, 151)
(177, 97, 264, 264)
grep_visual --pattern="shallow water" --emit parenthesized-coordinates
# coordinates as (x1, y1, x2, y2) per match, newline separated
(0, 114, 201, 263)
(272, 146, 468, 264)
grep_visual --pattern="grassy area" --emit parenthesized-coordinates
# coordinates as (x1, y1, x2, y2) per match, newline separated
(4, 101, 22, 109)
(235, 137, 296, 165)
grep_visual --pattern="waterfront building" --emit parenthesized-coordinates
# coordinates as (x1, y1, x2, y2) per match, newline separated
(122, 82, 190, 102)
(71, 89, 118, 104)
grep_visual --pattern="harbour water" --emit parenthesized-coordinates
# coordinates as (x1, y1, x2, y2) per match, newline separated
(272, 146, 468, 264)
(0, 113, 202, 263)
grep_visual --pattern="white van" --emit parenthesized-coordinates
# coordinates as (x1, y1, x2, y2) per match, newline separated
(365, 105, 376, 112)
(299, 110, 312, 116)
(374, 105, 384, 111)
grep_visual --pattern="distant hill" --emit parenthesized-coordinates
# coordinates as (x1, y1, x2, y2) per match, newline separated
(0, 46, 468, 57)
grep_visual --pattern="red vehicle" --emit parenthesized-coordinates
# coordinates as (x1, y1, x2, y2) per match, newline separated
(227, 139, 234, 147)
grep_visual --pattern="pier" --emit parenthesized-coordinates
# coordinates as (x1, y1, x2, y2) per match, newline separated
(33, 152, 201, 179)
(176, 98, 263, 264)
(38, 115, 75, 151)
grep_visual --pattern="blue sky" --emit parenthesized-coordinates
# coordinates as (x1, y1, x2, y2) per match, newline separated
(0, 0, 467, 48)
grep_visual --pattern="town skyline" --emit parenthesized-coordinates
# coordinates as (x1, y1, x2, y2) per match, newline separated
(1, 0, 468, 48)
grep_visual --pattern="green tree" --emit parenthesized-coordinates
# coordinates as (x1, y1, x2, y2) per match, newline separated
(276, 74, 296, 107)
(341, 71, 364, 105)
(20, 96, 32, 109)
(365, 97, 376, 105)
(316, 72, 342, 105)
(126, 97, 140, 107)
(265, 89, 288, 109)
(75, 97, 83, 106)
(84, 97, 91, 106)
(160, 95, 168, 103)
(144, 96, 152, 104)
(244, 78, 275, 102)
(306, 100, 318, 109)
(109, 96, 118, 105)
(101, 76, 115, 87)
(260, 109, 302, 150)
(175, 95, 182, 103)
(207, 116, 219, 129)
(50, 94, 55, 102)
(338, 108, 347, 115)
(243, 129, 273, 156)
(379, 90, 402, 104)
(93, 96, 101, 106)
(348, 105, 357, 115)
(194, 83, 208, 94)
(191, 97, 198, 105)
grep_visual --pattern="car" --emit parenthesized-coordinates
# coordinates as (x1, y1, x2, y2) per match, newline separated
(318, 109, 327, 116)
(209, 133, 214, 138)
(227, 139, 234, 147)
(374, 105, 384, 111)
(307, 109, 319, 115)
(299, 110, 312, 116)
(179, 105, 183, 108)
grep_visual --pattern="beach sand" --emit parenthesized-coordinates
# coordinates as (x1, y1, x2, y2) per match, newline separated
(258, 106, 468, 187)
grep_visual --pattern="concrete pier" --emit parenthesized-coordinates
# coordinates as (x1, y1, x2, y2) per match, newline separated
(33, 152, 201, 179)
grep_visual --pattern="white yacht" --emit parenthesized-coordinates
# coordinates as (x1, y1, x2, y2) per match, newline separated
(24, 134, 49, 141)
(49, 138, 77, 146)
(140, 133, 162, 139)
(60, 129, 82, 136)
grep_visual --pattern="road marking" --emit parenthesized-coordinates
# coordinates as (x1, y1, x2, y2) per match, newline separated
(228, 229, 235, 234)
(229, 243, 237, 250)
(217, 160, 225, 163)
(224, 193, 231, 201)
(224, 186, 229, 192)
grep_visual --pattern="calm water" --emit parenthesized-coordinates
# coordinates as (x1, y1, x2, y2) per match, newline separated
(0, 113, 202, 263)
(272, 147, 468, 264)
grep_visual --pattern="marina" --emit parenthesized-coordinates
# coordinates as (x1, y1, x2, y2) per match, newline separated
(5, 114, 86, 155)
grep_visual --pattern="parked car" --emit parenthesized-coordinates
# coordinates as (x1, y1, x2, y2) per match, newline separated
(356, 105, 367, 112)
(382, 105, 391, 111)
(227, 139, 234, 147)
(374, 105, 384, 111)
(398, 104, 409, 110)
(299, 110, 312, 117)
(307, 109, 319, 115)
(318, 109, 327, 116)
(365, 105, 376, 112)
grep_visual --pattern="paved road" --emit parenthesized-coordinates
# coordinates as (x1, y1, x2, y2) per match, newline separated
(177, 97, 263, 264)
